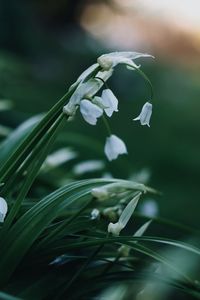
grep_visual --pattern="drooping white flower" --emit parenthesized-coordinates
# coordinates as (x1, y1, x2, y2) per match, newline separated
(97, 52, 154, 70)
(133, 102, 152, 127)
(108, 193, 141, 236)
(0, 197, 8, 223)
(104, 135, 127, 161)
(80, 99, 103, 125)
(101, 89, 118, 117)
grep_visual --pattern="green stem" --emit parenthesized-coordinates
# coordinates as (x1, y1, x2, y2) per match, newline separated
(129, 66, 154, 101)
(102, 115, 112, 135)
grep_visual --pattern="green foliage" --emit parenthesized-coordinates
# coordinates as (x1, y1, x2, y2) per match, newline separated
(0, 56, 200, 300)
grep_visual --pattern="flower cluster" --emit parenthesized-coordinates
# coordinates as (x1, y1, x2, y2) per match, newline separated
(63, 51, 154, 161)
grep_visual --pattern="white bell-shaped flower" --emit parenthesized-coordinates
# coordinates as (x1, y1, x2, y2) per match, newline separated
(133, 102, 152, 127)
(104, 135, 127, 161)
(108, 193, 141, 236)
(98, 52, 154, 70)
(80, 99, 103, 125)
(0, 197, 8, 223)
(101, 89, 118, 117)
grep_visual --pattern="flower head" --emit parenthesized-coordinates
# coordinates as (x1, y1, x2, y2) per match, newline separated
(97, 52, 154, 70)
(108, 193, 141, 236)
(104, 135, 127, 161)
(133, 102, 152, 127)
(0, 197, 8, 223)
(80, 99, 103, 125)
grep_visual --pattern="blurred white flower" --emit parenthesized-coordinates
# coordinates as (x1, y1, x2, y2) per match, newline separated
(73, 160, 104, 175)
(133, 102, 152, 127)
(80, 99, 103, 125)
(0, 197, 8, 223)
(98, 52, 153, 70)
(104, 135, 127, 161)
(140, 199, 158, 217)
(0, 100, 13, 111)
(44, 148, 77, 169)
(91, 186, 109, 201)
(101, 89, 118, 117)
(91, 208, 100, 220)
(108, 193, 141, 236)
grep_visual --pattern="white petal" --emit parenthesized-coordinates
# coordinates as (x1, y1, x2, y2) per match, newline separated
(113, 57, 140, 68)
(101, 89, 118, 117)
(104, 135, 127, 161)
(80, 99, 103, 125)
(0, 197, 8, 223)
(92, 96, 107, 109)
(106, 51, 154, 60)
(133, 102, 152, 127)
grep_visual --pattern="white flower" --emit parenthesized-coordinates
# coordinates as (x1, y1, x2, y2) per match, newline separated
(139, 199, 158, 217)
(101, 89, 118, 117)
(63, 69, 113, 117)
(63, 79, 101, 117)
(73, 160, 104, 175)
(104, 135, 127, 161)
(0, 197, 8, 223)
(108, 193, 141, 236)
(91, 186, 109, 201)
(97, 51, 154, 70)
(133, 102, 152, 127)
(91, 181, 146, 201)
(91, 208, 100, 220)
(44, 148, 77, 169)
(80, 99, 103, 125)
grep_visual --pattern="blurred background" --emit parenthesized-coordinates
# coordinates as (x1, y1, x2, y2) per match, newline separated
(0, 0, 200, 228)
